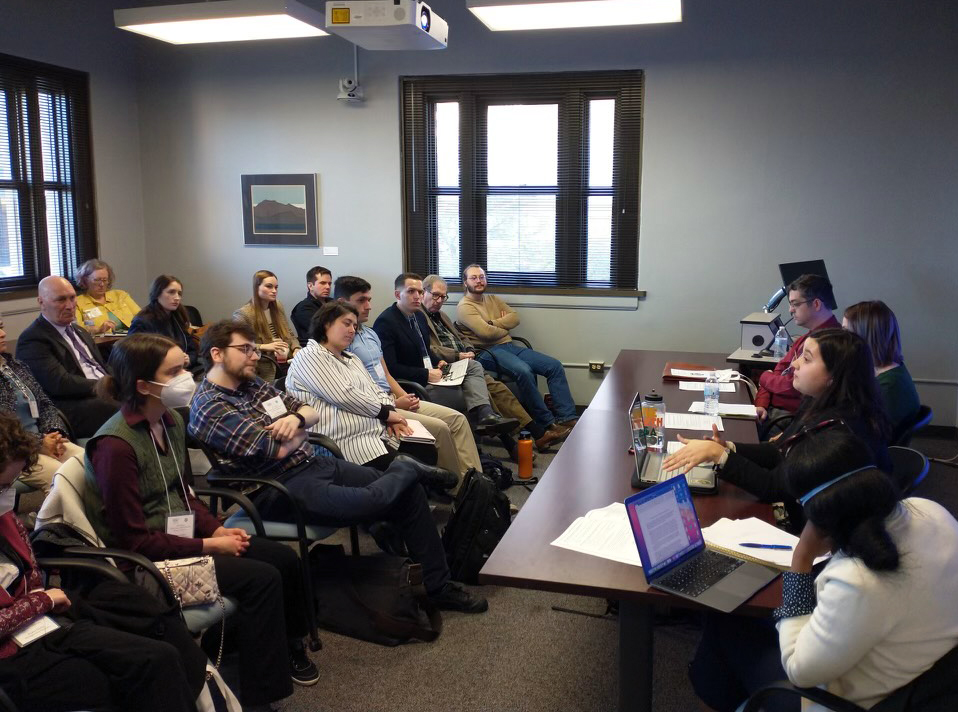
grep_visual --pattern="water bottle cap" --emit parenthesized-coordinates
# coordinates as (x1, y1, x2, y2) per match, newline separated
(643, 390, 663, 403)
(519, 430, 532, 440)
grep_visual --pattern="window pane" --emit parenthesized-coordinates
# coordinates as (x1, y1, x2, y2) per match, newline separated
(0, 189, 23, 278)
(45, 189, 74, 277)
(589, 99, 615, 187)
(587, 196, 612, 282)
(487, 105, 557, 187)
(436, 195, 460, 279)
(487, 194, 556, 273)
(39, 91, 72, 184)
(435, 102, 459, 188)
(0, 92, 11, 180)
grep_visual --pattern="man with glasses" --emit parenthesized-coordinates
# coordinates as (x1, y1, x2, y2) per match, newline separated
(456, 264, 578, 436)
(189, 319, 488, 613)
(421, 274, 568, 455)
(373, 273, 517, 436)
(290, 266, 333, 347)
(754, 273, 839, 425)
(16, 276, 116, 437)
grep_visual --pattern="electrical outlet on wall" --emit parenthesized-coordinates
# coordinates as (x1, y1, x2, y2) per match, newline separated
(589, 361, 605, 374)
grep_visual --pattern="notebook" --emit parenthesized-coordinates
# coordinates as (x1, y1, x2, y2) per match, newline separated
(625, 475, 779, 612)
(629, 392, 716, 493)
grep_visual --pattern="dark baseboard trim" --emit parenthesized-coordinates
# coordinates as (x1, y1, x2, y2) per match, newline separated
(923, 425, 957, 440)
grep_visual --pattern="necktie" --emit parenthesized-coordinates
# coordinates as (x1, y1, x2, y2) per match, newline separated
(65, 326, 106, 379)
(407, 315, 430, 360)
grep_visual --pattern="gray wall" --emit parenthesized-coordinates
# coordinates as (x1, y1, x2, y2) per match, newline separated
(6, 1, 957, 423)
(0, 0, 148, 336)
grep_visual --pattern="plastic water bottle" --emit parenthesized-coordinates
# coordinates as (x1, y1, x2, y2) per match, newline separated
(704, 373, 720, 417)
(773, 326, 789, 358)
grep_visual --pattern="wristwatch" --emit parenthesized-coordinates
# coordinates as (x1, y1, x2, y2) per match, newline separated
(290, 411, 306, 429)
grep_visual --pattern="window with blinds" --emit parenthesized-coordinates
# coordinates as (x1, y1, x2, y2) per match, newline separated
(0, 52, 96, 294)
(401, 71, 643, 294)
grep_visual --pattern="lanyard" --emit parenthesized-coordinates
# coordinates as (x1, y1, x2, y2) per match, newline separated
(0, 362, 36, 403)
(148, 420, 191, 515)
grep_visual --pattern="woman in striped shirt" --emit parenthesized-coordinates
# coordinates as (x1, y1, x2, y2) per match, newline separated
(285, 301, 418, 469)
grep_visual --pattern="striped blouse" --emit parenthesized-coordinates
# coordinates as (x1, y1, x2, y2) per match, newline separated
(285, 340, 396, 465)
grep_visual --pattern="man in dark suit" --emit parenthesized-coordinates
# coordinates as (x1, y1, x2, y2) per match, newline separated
(16, 276, 116, 437)
(373, 273, 516, 436)
(290, 265, 332, 347)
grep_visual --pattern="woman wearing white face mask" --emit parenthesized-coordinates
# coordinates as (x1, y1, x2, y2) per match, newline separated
(84, 334, 319, 710)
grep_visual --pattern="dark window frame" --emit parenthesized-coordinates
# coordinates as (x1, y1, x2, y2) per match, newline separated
(0, 52, 97, 296)
(401, 70, 644, 295)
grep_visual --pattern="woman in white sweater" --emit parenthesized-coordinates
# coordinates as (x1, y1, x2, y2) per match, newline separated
(775, 426, 958, 710)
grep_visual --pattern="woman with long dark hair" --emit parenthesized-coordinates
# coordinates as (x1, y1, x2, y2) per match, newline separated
(128, 275, 203, 377)
(691, 426, 958, 712)
(842, 300, 920, 435)
(85, 333, 318, 710)
(663, 329, 892, 530)
(233, 270, 300, 381)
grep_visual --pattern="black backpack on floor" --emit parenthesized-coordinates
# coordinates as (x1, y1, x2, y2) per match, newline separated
(441, 468, 512, 584)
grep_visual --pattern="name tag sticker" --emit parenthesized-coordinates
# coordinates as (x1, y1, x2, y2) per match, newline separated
(12, 615, 60, 647)
(84, 307, 103, 318)
(28, 398, 39, 419)
(165, 512, 196, 538)
(261, 395, 288, 420)
(423, 357, 433, 370)
(373, 362, 386, 381)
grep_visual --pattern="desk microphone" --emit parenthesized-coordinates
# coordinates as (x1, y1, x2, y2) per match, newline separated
(763, 286, 786, 313)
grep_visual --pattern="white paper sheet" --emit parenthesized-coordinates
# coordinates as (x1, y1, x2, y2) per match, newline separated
(670, 368, 736, 382)
(431, 359, 469, 386)
(550, 502, 642, 568)
(702, 517, 829, 569)
(679, 381, 736, 393)
(688, 401, 758, 418)
(663, 412, 724, 431)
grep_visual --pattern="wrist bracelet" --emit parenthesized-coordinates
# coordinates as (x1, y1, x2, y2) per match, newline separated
(291, 412, 306, 429)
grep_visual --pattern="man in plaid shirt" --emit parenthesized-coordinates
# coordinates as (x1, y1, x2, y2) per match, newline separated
(189, 319, 488, 613)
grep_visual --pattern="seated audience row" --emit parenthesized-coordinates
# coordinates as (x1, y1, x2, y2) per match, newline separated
(233, 269, 301, 381)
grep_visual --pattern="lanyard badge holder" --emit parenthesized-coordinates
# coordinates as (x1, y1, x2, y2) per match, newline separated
(149, 422, 195, 538)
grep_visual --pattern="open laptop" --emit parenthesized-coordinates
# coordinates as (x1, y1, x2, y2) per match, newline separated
(629, 392, 716, 494)
(625, 475, 779, 612)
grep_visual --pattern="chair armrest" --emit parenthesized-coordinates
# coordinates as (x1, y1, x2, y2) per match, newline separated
(61, 546, 178, 607)
(472, 346, 506, 377)
(193, 486, 267, 537)
(204, 473, 311, 548)
(397, 379, 430, 401)
(511, 336, 532, 349)
(743, 682, 865, 712)
(37, 556, 129, 584)
(307, 432, 344, 460)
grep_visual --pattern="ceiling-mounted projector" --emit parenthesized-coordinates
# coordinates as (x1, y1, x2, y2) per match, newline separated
(325, 0, 447, 50)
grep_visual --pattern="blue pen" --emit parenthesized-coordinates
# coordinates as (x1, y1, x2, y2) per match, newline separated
(739, 542, 793, 550)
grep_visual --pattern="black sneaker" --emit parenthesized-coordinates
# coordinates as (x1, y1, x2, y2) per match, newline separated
(429, 582, 489, 613)
(290, 644, 320, 686)
(393, 454, 459, 490)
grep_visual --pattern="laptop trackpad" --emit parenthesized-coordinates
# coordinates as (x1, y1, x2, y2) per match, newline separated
(703, 564, 779, 613)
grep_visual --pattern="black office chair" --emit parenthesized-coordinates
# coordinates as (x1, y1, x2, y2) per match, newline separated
(892, 404, 933, 447)
(743, 643, 958, 712)
(198, 433, 360, 652)
(888, 445, 930, 495)
(183, 304, 203, 327)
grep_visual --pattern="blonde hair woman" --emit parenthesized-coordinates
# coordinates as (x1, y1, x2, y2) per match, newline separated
(74, 258, 140, 334)
(232, 270, 300, 381)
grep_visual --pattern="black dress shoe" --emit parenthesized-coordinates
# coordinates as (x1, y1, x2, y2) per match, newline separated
(475, 413, 520, 436)
(393, 453, 459, 490)
(429, 582, 489, 613)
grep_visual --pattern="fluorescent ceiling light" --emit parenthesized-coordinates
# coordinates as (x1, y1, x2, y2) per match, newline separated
(467, 0, 681, 32)
(115, 0, 328, 44)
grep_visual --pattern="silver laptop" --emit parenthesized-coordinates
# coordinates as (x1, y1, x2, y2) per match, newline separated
(625, 475, 779, 612)
(629, 392, 716, 493)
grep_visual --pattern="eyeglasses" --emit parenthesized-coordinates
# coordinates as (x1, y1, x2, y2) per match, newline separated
(466, 275, 485, 282)
(90, 278, 110, 285)
(779, 418, 847, 458)
(225, 344, 258, 356)
(428, 292, 449, 302)
(788, 299, 810, 309)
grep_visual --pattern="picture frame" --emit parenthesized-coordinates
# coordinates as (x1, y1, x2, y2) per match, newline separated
(241, 173, 319, 246)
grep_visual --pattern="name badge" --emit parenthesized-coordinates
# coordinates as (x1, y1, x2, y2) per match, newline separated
(423, 356, 433, 370)
(373, 362, 386, 382)
(261, 395, 288, 420)
(165, 511, 196, 538)
(12, 615, 60, 647)
(84, 307, 103, 318)
(27, 397, 39, 420)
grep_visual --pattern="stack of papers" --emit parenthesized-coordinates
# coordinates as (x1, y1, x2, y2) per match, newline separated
(550, 503, 642, 568)
(679, 381, 736, 393)
(688, 401, 758, 419)
(663, 412, 724, 431)
(399, 419, 436, 444)
(432, 359, 469, 387)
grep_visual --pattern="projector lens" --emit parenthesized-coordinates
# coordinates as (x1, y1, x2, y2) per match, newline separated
(420, 7, 431, 31)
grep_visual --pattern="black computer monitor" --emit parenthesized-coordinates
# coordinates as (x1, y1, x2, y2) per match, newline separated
(778, 259, 836, 309)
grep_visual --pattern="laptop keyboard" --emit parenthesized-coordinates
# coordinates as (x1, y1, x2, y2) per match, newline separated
(657, 550, 744, 597)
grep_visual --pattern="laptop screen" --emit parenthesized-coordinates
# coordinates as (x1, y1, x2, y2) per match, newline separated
(626, 476, 704, 578)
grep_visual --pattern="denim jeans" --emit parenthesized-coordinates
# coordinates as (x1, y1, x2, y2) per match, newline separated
(478, 341, 576, 428)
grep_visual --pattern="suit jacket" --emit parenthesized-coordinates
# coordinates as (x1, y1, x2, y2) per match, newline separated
(290, 293, 329, 346)
(421, 309, 474, 363)
(0, 353, 69, 434)
(15, 316, 110, 400)
(372, 304, 437, 387)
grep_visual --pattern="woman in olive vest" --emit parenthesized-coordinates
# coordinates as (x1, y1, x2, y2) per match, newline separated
(83, 333, 318, 711)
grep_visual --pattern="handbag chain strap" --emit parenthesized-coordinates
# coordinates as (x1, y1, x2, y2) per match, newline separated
(160, 559, 226, 680)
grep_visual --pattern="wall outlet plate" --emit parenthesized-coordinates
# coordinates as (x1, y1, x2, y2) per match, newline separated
(589, 361, 605, 373)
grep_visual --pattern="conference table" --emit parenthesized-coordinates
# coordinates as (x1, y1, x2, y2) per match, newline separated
(479, 349, 782, 712)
